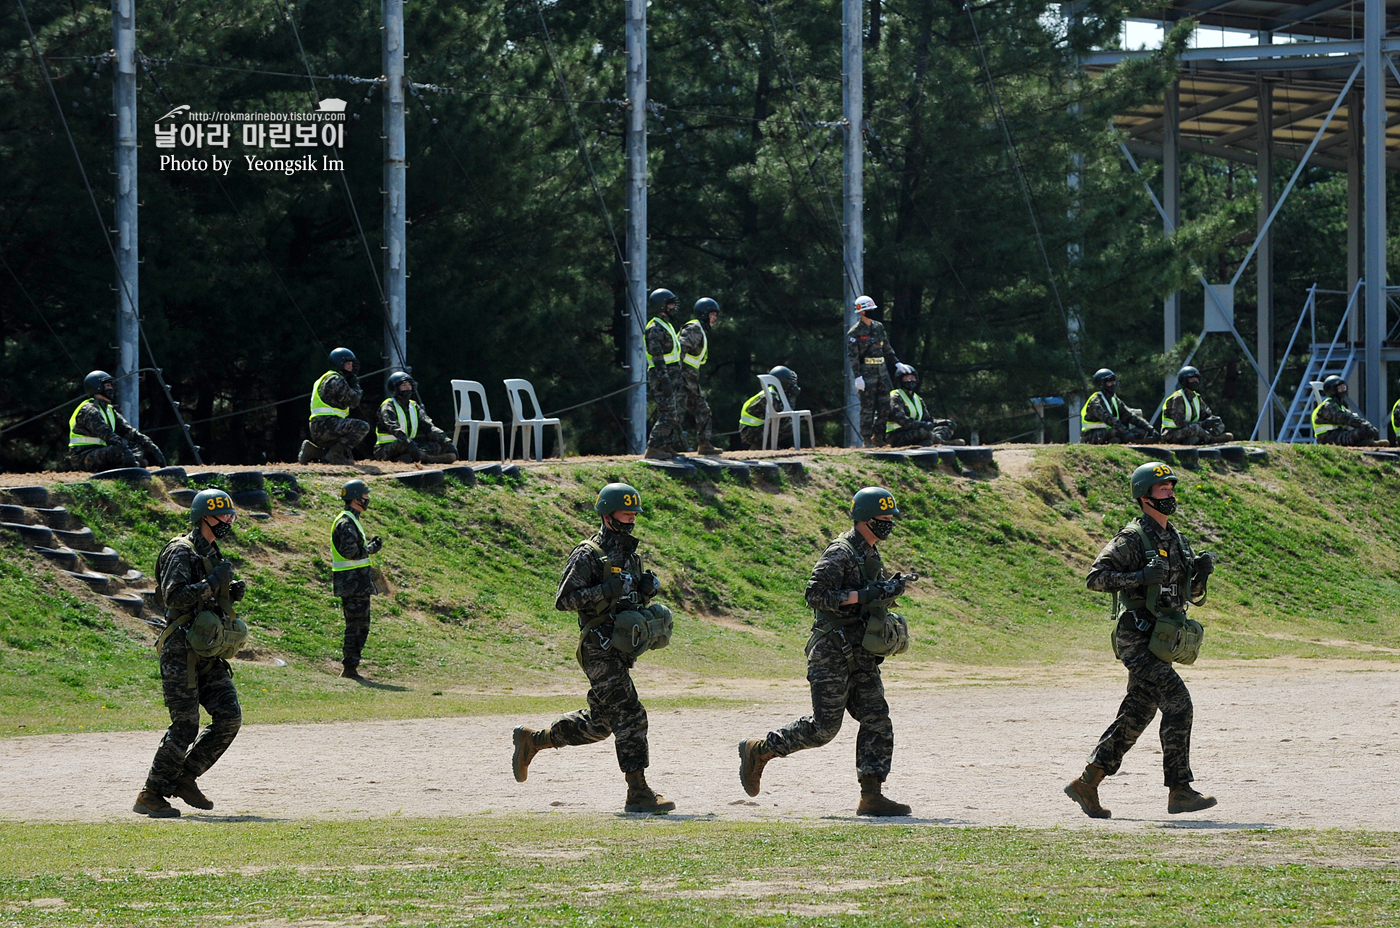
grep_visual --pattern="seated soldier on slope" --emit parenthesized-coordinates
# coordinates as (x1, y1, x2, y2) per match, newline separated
(373, 371, 458, 464)
(1160, 366, 1231, 445)
(1313, 375, 1387, 447)
(66, 370, 166, 471)
(886, 364, 961, 447)
(1081, 368, 1159, 444)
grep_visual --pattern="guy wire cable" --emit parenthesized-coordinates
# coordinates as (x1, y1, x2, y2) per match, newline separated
(963, 0, 1088, 389)
(0, 247, 84, 373)
(272, 0, 408, 370)
(14, 0, 202, 463)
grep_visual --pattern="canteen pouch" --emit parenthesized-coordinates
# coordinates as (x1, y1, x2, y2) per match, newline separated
(1148, 609, 1204, 665)
(609, 603, 674, 657)
(861, 610, 909, 657)
(186, 610, 249, 660)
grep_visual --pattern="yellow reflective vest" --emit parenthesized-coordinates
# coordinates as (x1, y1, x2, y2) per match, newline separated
(739, 391, 767, 427)
(1161, 390, 1201, 429)
(376, 398, 419, 445)
(330, 510, 371, 571)
(645, 317, 681, 369)
(886, 389, 924, 433)
(309, 370, 350, 420)
(1080, 391, 1120, 431)
(682, 320, 708, 369)
(68, 398, 115, 447)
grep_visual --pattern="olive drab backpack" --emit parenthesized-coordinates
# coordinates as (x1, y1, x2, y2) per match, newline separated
(1110, 519, 1205, 665)
(575, 540, 673, 662)
(154, 537, 250, 686)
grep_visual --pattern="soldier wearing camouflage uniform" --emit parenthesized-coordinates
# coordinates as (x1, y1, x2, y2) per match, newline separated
(133, 489, 245, 818)
(373, 371, 458, 464)
(1080, 368, 1160, 444)
(644, 289, 685, 459)
(886, 363, 959, 447)
(678, 298, 721, 456)
(1313, 375, 1385, 447)
(1064, 462, 1218, 819)
(847, 296, 900, 447)
(511, 483, 675, 814)
(738, 487, 912, 817)
(1160, 366, 1232, 445)
(299, 347, 372, 465)
(332, 480, 383, 680)
(66, 370, 166, 471)
(738, 366, 800, 450)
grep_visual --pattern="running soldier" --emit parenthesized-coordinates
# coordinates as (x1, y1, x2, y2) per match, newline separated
(1064, 462, 1218, 819)
(133, 489, 246, 817)
(66, 370, 166, 471)
(738, 487, 913, 816)
(511, 483, 675, 813)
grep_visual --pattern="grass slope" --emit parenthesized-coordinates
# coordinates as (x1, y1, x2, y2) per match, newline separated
(2, 445, 1399, 734)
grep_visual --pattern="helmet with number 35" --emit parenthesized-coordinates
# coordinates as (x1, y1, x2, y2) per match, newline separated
(850, 486, 899, 522)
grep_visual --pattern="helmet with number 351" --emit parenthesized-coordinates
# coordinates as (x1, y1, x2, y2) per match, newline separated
(189, 488, 237, 524)
(1130, 462, 1178, 500)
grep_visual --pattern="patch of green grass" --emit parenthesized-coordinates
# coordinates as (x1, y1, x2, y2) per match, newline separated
(5, 445, 1400, 735)
(0, 818, 1394, 926)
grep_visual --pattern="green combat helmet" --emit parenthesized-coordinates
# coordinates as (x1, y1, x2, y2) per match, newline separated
(189, 488, 237, 524)
(595, 482, 643, 515)
(850, 486, 899, 522)
(1130, 462, 1178, 500)
(341, 479, 370, 506)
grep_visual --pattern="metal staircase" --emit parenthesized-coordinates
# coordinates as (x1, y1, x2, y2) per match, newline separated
(1276, 343, 1360, 443)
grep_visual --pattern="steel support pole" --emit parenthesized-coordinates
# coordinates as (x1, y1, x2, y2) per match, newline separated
(624, 0, 647, 455)
(382, 0, 407, 376)
(113, 0, 139, 426)
(1163, 81, 1181, 399)
(841, 0, 863, 448)
(1256, 71, 1275, 439)
(1365, 0, 1386, 426)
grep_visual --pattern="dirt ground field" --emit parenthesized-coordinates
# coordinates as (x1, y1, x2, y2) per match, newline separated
(1, 659, 1395, 829)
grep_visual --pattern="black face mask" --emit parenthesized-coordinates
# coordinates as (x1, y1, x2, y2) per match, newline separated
(1102, 383, 1117, 398)
(209, 518, 235, 539)
(606, 516, 635, 536)
(1144, 495, 1177, 516)
(868, 519, 894, 540)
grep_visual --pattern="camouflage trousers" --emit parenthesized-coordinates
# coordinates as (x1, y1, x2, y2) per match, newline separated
(67, 442, 139, 472)
(309, 416, 372, 452)
(548, 634, 649, 773)
(1088, 614, 1194, 787)
(1161, 422, 1228, 445)
(740, 421, 793, 450)
(646, 365, 683, 450)
(887, 420, 955, 447)
(857, 368, 893, 444)
(763, 628, 894, 781)
(1317, 424, 1380, 447)
(341, 595, 371, 668)
(679, 369, 713, 445)
(1083, 425, 1156, 445)
(144, 632, 243, 795)
(372, 436, 457, 464)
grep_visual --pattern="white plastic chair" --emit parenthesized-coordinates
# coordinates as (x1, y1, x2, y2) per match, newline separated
(503, 378, 564, 461)
(450, 379, 505, 462)
(755, 373, 816, 451)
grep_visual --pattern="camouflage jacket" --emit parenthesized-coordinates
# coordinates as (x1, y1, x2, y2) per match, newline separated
(157, 529, 230, 618)
(805, 528, 889, 623)
(846, 319, 900, 377)
(72, 397, 152, 448)
(1161, 389, 1215, 428)
(1086, 515, 1205, 613)
(331, 510, 376, 598)
(316, 371, 363, 414)
(645, 313, 681, 364)
(376, 397, 448, 443)
(679, 319, 707, 362)
(888, 390, 929, 429)
(555, 526, 652, 628)
(1084, 392, 1149, 429)
(1314, 397, 1368, 430)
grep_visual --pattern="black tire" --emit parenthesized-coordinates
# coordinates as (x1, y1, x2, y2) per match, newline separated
(82, 547, 121, 573)
(230, 489, 270, 509)
(91, 467, 152, 482)
(187, 472, 223, 487)
(150, 466, 188, 484)
(169, 488, 198, 506)
(2, 522, 55, 546)
(442, 466, 478, 486)
(33, 546, 80, 571)
(53, 527, 99, 552)
(226, 471, 266, 492)
(473, 463, 503, 478)
(35, 507, 73, 529)
(391, 470, 445, 489)
(0, 504, 28, 524)
(2, 486, 49, 507)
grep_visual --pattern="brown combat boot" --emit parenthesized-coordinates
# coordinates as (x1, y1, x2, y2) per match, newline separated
(133, 790, 180, 818)
(738, 739, 776, 797)
(512, 726, 554, 783)
(340, 663, 362, 680)
(856, 775, 911, 817)
(697, 440, 721, 456)
(643, 446, 672, 460)
(867, 435, 888, 448)
(171, 773, 213, 810)
(1064, 764, 1111, 819)
(623, 770, 676, 814)
(1167, 784, 1218, 814)
(297, 440, 325, 464)
(324, 443, 356, 466)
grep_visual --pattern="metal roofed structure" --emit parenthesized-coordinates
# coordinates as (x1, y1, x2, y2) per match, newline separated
(1081, 0, 1400, 441)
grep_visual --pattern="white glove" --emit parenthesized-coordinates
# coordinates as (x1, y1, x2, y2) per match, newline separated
(854, 376, 865, 392)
